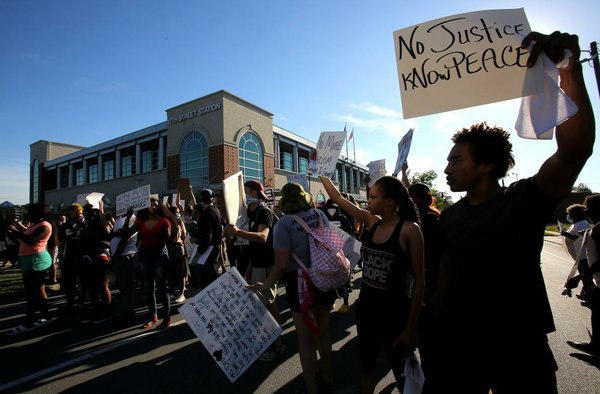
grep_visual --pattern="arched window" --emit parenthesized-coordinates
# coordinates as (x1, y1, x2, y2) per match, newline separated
(32, 159, 39, 203)
(238, 131, 263, 183)
(180, 131, 209, 190)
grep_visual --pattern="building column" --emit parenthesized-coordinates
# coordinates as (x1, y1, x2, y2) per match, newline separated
(341, 163, 347, 192)
(348, 164, 354, 194)
(98, 155, 104, 182)
(274, 138, 280, 169)
(83, 160, 88, 184)
(292, 145, 298, 173)
(116, 150, 121, 177)
(158, 137, 165, 170)
(56, 167, 61, 190)
(135, 143, 142, 174)
(68, 163, 74, 187)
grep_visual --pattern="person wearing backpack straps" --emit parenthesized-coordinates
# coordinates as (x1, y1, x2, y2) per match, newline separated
(227, 180, 285, 362)
(247, 182, 337, 394)
(320, 175, 424, 393)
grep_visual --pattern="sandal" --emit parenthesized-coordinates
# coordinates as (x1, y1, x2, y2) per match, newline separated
(142, 316, 158, 329)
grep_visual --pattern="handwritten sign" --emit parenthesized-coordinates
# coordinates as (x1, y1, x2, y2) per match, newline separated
(287, 173, 310, 192)
(315, 131, 346, 178)
(393, 129, 414, 175)
(115, 185, 151, 216)
(367, 159, 386, 187)
(394, 8, 537, 118)
(179, 268, 282, 382)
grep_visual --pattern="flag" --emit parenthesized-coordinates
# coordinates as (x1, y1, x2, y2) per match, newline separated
(347, 129, 354, 142)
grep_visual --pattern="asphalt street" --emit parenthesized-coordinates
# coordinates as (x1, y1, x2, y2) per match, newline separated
(0, 237, 598, 393)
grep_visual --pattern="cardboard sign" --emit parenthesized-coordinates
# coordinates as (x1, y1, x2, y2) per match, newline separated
(178, 178, 195, 203)
(367, 159, 386, 187)
(315, 131, 346, 178)
(222, 171, 248, 229)
(393, 129, 414, 175)
(394, 8, 537, 118)
(330, 225, 362, 269)
(179, 268, 282, 382)
(286, 174, 310, 192)
(115, 185, 151, 216)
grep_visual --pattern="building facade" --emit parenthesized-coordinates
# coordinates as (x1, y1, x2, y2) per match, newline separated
(30, 90, 368, 213)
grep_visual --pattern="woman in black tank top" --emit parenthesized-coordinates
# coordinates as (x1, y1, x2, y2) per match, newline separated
(321, 175, 424, 393)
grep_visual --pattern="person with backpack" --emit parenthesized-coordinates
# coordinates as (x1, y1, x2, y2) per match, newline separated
(320, 175, 424, 393)
(248, 182, 337, 394)
(227, 180, 284, 362)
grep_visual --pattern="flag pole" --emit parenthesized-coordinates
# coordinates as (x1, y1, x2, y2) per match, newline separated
(344, 123, 349, 161)
(352, 128, 356, 163)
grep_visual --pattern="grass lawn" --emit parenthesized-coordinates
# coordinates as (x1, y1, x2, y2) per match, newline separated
(0, 267, 24, 300)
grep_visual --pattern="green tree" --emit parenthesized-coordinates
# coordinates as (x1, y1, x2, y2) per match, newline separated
(409, 170, 453, 211)
(572, 183, 592, 192)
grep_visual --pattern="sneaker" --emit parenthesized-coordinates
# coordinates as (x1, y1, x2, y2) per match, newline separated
(142, 316, 159, 329)
(9, 324, 35, 335)
(259, 343, 285, 362)
(175, 294, 186, 303)
(156, 318, 172, 329)
(337, 304, 350, 314)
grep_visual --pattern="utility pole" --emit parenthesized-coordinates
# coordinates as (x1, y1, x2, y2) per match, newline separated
(590, 41, 600, 99)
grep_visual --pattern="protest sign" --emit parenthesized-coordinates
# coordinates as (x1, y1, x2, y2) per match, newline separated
(315, 131, 346, 178)
(179, 268, 282, 382)
(115, 185, 151, 216)
(367, 159, 386, 186)
(393, 129, 414, 175)
(330, 225, 362, 269)
(286, 173, 310, 192)
(178, 178, 195, 202)
(222, 171, 248, 230)
(184, 233, 198, 264)
(393, 8, 538, 118)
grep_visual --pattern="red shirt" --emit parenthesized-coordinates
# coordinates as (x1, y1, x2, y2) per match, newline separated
(136, 217, 170, 253)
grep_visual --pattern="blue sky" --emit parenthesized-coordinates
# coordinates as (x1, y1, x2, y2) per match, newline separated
(1, 0, 599, 205)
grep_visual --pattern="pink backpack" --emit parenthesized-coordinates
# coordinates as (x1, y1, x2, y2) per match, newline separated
(290, 213, 351, 292)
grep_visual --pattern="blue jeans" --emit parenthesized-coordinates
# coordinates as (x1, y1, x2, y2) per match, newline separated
(140, 248, 170, 320)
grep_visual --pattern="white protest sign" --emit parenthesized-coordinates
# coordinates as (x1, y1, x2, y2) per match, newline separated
(85, 192, 105, 209)
(308, 149, 318, 176)
(179, 268, 282, 383)
(115, 185, 151, 217)
(315, 131, 346, 178)
(393, 129, 414, 175)
(367, 159, 386, 187)
(222, 171, 248, 229)
(184, 233, 198, 264)
(286, 173, 310, 192)
(394, 8, 537, 119)
(330, 225, 362, 269)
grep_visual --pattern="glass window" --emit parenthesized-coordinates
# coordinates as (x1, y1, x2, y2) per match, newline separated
(59, 166, 69, 188)
(88, 164, 98, 183)
(298, 157, 308, 174)
(238, 131, 264, 182)
(32, 160, 39, 203)
(279, 143, 293, 172)
(122, 156, 133, 177)
(75, 167, 84, 186)
(141, 141, 159, 173)
(180, 131, 209, 189)
(103, 160, 114, 180)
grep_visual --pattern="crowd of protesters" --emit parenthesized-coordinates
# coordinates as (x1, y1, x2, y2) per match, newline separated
(1, 29, 599, 394)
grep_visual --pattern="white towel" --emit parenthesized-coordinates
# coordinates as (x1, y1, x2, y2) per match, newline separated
(515, 49, 578, 140)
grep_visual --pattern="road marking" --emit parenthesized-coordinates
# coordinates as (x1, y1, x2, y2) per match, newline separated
(0, 319, 187, 392)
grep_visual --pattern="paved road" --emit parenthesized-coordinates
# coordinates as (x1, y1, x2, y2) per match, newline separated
(0, 238, 598, 393)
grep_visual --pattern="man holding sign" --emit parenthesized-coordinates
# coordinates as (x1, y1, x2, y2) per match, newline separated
(428, 31, 595, 393)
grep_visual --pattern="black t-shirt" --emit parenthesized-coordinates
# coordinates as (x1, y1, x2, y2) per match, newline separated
(247, 205, 275, 268)
(439, 177, 560, 339)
